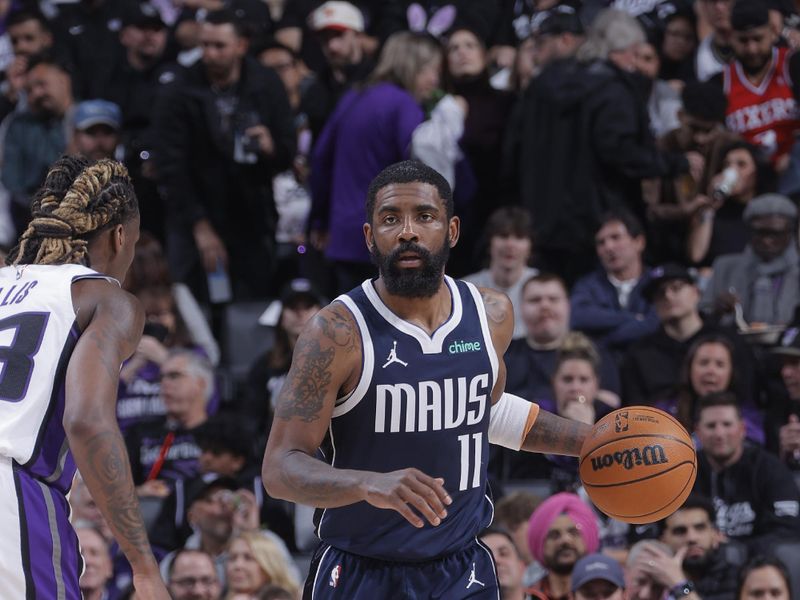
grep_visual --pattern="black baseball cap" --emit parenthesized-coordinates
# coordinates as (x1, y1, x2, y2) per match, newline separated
(731, 0, 770, 31)
(571, 554, 625, 592)
(184, 474, 239, 507)
(642, 263, 696, 301)
(533, 5, 584, 36)
(124, 3, 166, 29)
(280, 278, 326, 307)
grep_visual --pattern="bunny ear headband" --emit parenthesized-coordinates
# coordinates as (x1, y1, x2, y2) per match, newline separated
(407, 3, 457, 37)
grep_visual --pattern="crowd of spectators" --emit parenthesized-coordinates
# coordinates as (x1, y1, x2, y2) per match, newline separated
(3, 0, 800, 597)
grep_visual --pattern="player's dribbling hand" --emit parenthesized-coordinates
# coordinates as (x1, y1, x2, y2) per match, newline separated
(132, 572, 170, 599)
(362, 468, 452, 528)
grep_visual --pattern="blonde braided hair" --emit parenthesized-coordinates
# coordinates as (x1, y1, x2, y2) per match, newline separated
(8, 156, 138, 266)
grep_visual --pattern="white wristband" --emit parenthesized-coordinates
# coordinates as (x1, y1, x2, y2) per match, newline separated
(489, 393, 535, 450)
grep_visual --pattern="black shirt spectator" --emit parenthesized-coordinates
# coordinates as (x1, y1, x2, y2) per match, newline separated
(693, 393, 800, 556)
(51, 0, 126, 100)
(622, 264, 755, 406)
(514, 10, 689, 284)
(153, 10, 295, 301)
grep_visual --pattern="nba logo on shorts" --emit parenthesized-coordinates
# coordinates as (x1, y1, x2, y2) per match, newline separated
(329, 565, 341, 588)
(615, 411, 629, 433)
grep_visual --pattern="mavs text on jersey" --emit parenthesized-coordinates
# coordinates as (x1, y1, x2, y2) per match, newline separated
(304, 276, 502, 599)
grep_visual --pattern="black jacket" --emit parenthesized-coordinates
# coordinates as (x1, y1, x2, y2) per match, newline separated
(690, 545, 741, 600)
(154, 56, 294, 232)
(695, 445, 800, 555)
(621, 322, 755, 407)
(513, 58, 688, 253)
(153, 56, 295, 296)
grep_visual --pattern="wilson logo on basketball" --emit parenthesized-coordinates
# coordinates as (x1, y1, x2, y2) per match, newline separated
(614, 411, 629, 433)
(590, 444, 668, 471)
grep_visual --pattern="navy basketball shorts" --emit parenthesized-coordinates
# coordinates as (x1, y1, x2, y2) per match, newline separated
(303, 539, 500, 599)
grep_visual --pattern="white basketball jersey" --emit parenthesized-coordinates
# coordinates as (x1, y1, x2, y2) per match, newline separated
(0, 264, 115, 467)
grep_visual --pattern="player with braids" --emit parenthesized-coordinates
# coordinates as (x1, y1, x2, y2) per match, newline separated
(0, 156, 169, 598)
(8, 157, 137, 266)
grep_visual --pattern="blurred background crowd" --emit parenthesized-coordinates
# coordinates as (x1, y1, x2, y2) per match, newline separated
(4, 0, 800, 597)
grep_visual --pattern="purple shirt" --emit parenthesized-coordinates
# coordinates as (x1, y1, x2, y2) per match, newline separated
(310, 82, 425, 263)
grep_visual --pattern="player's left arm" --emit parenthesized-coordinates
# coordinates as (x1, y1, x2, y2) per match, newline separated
(480, 287, 591, 458)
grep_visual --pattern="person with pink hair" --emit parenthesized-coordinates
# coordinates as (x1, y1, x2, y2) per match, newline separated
(525, 493, 601, 599)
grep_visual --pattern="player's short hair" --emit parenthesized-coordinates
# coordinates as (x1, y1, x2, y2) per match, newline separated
(657, 493, 717, 536)
(694, 391, 742, 423)
(596, 208, 644, 239)
(7, 156, 138, 266)
(366, 160, 454, 223)
(681, 81, 728, 124)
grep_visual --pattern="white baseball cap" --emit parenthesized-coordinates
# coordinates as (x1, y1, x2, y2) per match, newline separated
(309, 1, 365, 32)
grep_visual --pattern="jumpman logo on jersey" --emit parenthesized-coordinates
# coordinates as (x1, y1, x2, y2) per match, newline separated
(466, 563, 485, 589)
(381, 340, 408, 368)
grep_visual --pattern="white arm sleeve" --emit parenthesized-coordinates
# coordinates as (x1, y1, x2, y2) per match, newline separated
(488, 392, 535, 451)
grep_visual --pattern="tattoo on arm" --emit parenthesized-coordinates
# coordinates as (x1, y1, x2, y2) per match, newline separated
(480, 289, 509, 325)
(274, 335, 335, 422)
(77, 431, 151, 562)
(522, 410, 591, 457)
(317, 307, 358, 352)
(278, 450, 355, 503)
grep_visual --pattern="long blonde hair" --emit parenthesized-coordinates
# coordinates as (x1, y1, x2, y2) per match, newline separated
(226, 532, 300, 598)
(368, 31, 442, 92)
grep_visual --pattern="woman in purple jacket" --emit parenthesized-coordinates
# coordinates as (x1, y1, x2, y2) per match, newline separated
(309, 31, 443, 293)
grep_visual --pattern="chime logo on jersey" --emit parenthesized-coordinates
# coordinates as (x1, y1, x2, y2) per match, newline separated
(374, 373, 490, 433)
(448, 339, 482, 354)
(329, 564, 341, 588)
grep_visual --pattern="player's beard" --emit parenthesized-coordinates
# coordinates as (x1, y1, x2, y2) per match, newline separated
(370, 236, 450, 298)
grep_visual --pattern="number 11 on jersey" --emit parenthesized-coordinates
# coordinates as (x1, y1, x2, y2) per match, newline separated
(457, 432, 482, 491)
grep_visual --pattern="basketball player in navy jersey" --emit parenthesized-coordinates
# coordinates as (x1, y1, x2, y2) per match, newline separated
(263, 160, 592, 599)
(0, 157, 168, 598)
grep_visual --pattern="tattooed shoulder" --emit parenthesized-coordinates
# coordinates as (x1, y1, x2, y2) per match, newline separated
(479, 287, 510, 325)
(315, 302, 360, 353)
(274, 303, 359, 423)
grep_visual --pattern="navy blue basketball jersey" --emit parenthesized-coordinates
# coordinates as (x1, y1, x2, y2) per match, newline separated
(316, 276, 498, 561)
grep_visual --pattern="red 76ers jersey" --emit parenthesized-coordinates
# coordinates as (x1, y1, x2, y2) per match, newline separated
(724, 46, 800, 163)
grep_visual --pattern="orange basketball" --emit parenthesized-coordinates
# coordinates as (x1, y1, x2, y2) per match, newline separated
(579, 406, 697, 524)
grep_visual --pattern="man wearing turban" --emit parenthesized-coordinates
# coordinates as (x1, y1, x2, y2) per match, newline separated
(525, 493, 600, 600)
